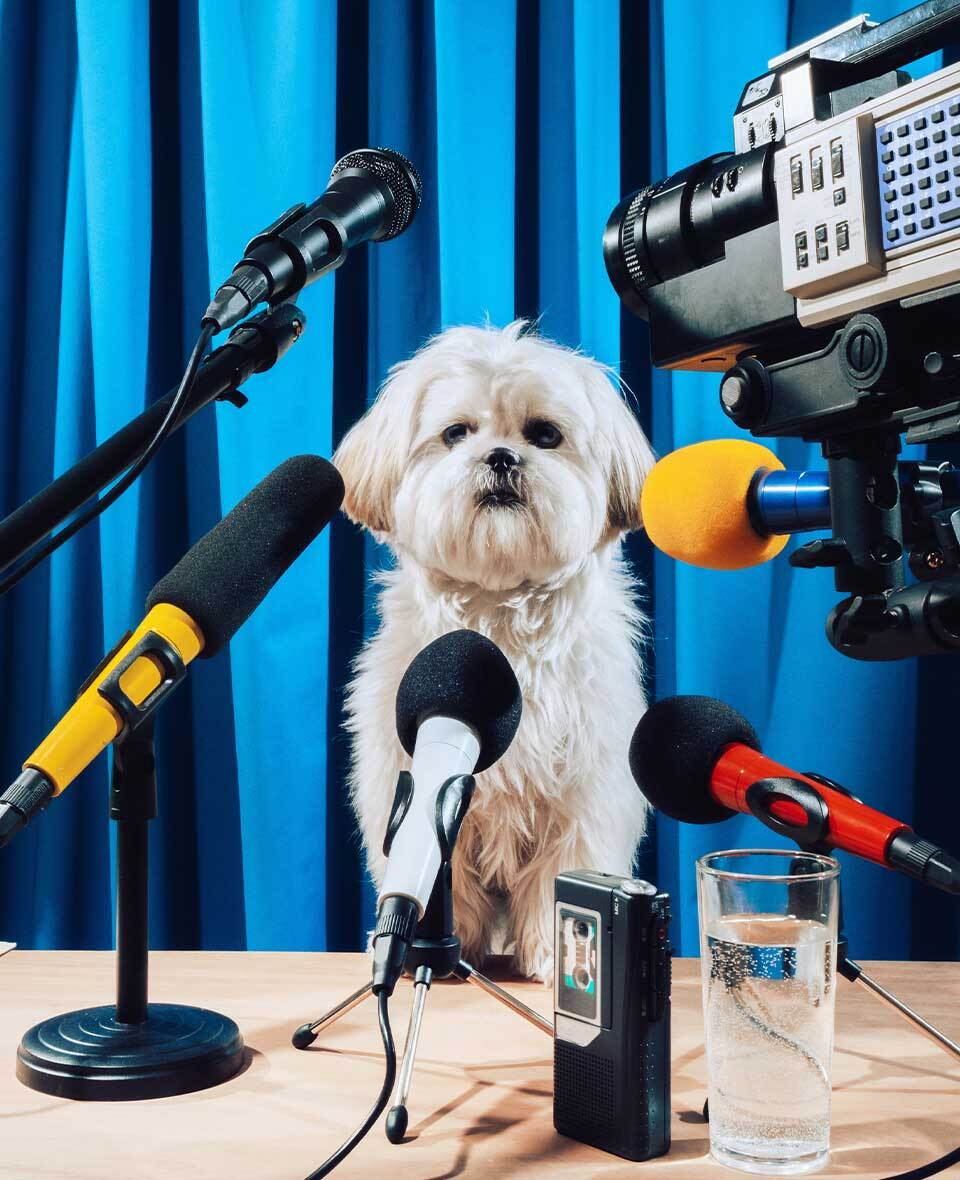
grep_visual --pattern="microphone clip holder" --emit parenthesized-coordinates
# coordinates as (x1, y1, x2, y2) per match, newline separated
(746, 771, 960, 1067)
(292, 769, 554, 1145)
(97, 630, 188, 744)
(15, 638, 245, 1100)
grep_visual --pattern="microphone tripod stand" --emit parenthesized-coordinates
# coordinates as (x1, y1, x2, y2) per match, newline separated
(753, 772, 960, 1065)
(293, 773, 553, 1144)
(16, 632, 245, 1099)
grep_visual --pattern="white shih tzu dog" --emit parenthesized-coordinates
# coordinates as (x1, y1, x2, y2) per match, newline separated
(334, 321, 654, 982)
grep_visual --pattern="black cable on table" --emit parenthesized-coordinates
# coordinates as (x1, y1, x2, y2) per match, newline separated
(881, 1146, 960, 1180)
(303, 991, 397, 1180)
(0, 322, 215, 599)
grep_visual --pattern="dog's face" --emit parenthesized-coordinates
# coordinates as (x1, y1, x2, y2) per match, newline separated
(334, 323, 655, 590)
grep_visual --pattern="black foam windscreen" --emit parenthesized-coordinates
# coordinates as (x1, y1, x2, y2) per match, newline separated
(146, 455, 344, 658)
(395, 630, 522, 773)
(628, 695, 760, 824)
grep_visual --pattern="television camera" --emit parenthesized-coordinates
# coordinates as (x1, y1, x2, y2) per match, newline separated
(605, 1, 960, 660)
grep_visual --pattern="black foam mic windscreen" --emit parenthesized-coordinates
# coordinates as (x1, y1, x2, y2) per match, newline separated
(145, 455, 344, 658)
(395, 630, 522, 773)
(628, 695, 760, 823)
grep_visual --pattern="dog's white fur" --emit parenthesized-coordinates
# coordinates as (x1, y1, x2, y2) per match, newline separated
(334, 321, 654, 982)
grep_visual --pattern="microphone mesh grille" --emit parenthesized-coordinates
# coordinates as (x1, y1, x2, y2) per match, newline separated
(329, 147, 423, 239)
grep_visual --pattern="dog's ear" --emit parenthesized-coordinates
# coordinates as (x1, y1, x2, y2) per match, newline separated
(334, 361, 418, 535)
(595, 373, 656, 536)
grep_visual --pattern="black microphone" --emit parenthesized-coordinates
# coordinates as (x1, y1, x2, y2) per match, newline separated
(144, 454, 344, 658)
(629, 695, 960, 895)
(372, 630, 522, 996)
(0, 455, 344, 845)
(203, 147, 422, 332)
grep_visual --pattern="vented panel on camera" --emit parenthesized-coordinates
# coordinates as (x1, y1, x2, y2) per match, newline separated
(875, 92, 960, 253)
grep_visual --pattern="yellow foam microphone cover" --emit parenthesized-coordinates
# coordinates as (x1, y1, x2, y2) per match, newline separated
(640, 439, 791, 570)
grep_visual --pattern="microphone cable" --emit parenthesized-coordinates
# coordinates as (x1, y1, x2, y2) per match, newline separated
(303, 991, 397, 1179)
(0, 321, 215, 599)
(883, 1147, 960, 1180)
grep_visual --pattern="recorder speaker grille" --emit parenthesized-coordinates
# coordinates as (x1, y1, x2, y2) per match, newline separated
(554, 1040, 615, 1135)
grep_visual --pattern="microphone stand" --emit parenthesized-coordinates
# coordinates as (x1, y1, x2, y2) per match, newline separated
(292, 772, 553, 1144)
(15, 631, 245, 1099)
(752, 773, 960, 1065)
(0, 303, 306, 581)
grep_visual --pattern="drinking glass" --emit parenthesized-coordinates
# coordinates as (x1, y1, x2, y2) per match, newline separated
(697, 849, 840, 1175)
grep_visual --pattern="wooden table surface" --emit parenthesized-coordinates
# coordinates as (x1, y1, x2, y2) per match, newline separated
(1, 952, 958, 1179)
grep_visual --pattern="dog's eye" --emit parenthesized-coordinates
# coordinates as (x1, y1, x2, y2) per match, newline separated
(523, 419, 563, 449)
(442, 423, 471, 447)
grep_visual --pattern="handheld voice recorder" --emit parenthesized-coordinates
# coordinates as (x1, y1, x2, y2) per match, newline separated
(553, 870, 671, 1161)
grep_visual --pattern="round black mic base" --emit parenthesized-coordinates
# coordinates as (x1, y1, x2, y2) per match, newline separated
(16, 1003, 245, 1101)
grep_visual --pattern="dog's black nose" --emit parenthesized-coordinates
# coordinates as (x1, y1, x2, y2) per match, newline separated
(485, 447, 521, 473)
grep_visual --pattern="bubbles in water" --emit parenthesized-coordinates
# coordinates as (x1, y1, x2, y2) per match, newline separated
(703, 915, 836, 1171)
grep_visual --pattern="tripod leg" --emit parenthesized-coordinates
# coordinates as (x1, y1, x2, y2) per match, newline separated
(292, 981, 375, 1049)
(455, 959, 553, 1036)
(845, 959, 960, 1064)
(386, 966, 432, 1143)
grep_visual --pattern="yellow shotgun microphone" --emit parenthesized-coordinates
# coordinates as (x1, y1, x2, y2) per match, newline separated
(0, 454, 344, 846)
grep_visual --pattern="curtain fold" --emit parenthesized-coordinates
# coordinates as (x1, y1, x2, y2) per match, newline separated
(0, 0, 955, 959)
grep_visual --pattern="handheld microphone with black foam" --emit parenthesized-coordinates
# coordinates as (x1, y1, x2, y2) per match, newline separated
(204, 147, 422, 333)
(640, 439, 831, 570)
(629, 694, 960, 895)
(371, 630, 522, 995)
(0, 454, 344, 846)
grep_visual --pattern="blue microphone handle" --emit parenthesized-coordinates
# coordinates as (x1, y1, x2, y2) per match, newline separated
(752, 468, 832, 535)
(752, 460, 960, 540)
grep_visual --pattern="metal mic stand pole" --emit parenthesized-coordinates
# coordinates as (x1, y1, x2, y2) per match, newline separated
(0, 304, 305, 579)
(15, 633, 245, 1099)
(293, 773, 553, 1144)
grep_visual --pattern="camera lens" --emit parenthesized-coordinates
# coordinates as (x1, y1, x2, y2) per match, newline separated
(604, 145, 777, 315)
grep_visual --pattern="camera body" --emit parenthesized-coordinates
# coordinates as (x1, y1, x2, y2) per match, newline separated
(605, 3, 960, 445)
(553, 870, 671, 1162)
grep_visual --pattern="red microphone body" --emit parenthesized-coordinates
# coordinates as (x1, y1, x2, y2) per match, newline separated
(630, 696, 960, 894)
(711, 745, 906, 866)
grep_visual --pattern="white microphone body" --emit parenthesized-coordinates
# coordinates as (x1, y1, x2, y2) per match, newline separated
(378, 714, 480, 917)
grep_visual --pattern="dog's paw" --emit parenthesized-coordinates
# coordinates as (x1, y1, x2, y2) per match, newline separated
(514, 946, 554, 986)
(537, 956, 555, 988)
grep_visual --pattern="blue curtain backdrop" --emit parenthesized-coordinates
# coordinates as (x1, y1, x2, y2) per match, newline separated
(0, 0, 957, 959)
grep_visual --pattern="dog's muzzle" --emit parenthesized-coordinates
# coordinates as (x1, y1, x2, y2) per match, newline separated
(475, 452, 526, 509)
